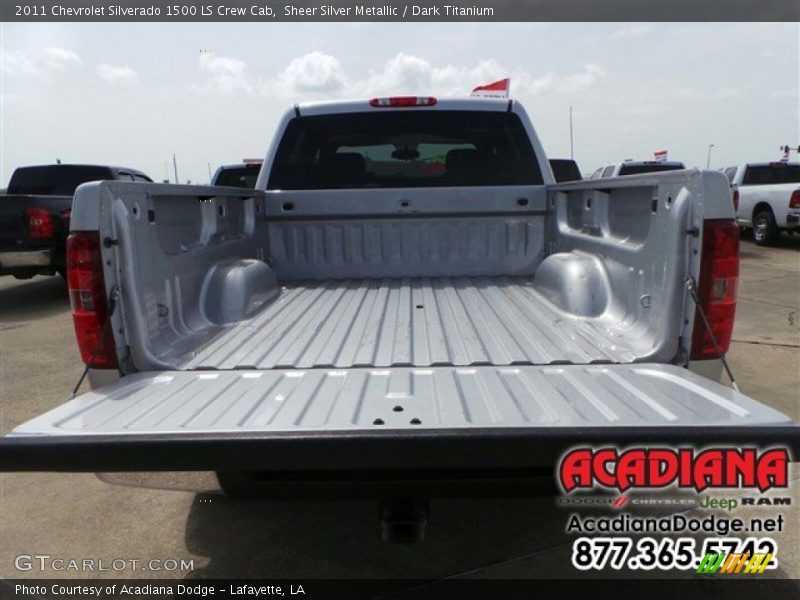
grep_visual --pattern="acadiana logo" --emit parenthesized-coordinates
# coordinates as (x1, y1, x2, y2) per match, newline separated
(558, 447, 789, 493)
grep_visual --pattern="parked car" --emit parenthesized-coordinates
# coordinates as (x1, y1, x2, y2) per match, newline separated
(211, 161, 262, 188)
(722, 162, 800, 245)
(591, 160, 686, 179)
(0, 164, 152, 279)
(1, 98, 796, 540)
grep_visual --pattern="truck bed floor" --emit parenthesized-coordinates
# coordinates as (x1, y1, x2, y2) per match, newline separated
(185, 276, 641, 370)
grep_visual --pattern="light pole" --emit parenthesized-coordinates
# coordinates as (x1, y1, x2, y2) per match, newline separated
(706, 144, 715, 169)
(569, 106, 575, 160)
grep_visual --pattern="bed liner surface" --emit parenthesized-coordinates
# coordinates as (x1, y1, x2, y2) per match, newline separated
(184, 276, 643, 370)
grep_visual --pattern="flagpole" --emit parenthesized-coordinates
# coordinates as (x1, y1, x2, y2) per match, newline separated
(569, 106, 574, 160)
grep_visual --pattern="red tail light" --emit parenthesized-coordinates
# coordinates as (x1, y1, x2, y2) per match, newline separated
(67, 232, 118, 369)
(732, 189, 739, 212)
(790, 190, 800, 209)
(26, 207, 54, 239)
(691, 220, 739, 360)
(369, 96, 437, 107)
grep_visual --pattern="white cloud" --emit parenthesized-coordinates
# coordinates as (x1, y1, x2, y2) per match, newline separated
(41, 47, 81, 71)
(276, 51, 346, 93)
(191, 50, 608, 101)
(612, 24, 653, 39)
(365, 53, 435, 94)
(432, 59, 505, 93)
(195, 51, 253, 94)
(521, 64, 607, 95)
(1, 47, 81, 78)
(195, 51, 346, 96)
(362, 54, 509, 96)
(356, 53, 605, 98)
(97, 64, 140, 86)
(0, 50, 36, 77)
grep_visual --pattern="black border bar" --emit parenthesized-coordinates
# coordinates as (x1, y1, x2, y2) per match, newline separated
(3, 1, 800, 23)
(2, 578, 800, 599)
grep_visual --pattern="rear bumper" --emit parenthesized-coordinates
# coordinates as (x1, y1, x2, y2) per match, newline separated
(786, 212, 800, 230)
(1, 426, 798, 473)
(0, 248, 52, 270)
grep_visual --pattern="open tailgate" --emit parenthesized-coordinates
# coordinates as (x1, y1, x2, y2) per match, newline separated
(1, 364, 797, 472)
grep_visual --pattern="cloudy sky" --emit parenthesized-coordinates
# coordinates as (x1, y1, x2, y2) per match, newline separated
(1, 22, 798, 184)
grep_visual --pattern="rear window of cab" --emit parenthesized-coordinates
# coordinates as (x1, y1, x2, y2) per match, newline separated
(267, 111, 542, 190)
(742, 164, 800, 186)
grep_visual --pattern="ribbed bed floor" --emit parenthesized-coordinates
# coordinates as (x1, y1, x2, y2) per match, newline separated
(185, 277, 640, 370)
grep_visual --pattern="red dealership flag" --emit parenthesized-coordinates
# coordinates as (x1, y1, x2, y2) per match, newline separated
(471, 78, 511, 98)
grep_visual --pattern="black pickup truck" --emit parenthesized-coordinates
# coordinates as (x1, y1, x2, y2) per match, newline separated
(0, 164, 152, 279)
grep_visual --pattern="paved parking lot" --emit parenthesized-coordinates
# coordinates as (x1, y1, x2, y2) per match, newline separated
(1, 236, 798, 582)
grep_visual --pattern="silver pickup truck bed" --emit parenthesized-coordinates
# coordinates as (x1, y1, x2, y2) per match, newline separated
(184, 276, 637, 370)
(3, 96, 799, 537)
(3, 171, 799, 475)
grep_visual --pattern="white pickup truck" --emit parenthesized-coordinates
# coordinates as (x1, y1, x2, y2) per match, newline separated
(1, 98, 797, 535)
(722, 162, 800, 245)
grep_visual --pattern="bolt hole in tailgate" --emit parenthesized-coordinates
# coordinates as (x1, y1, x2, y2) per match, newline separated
(1, 364, 796, 472)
